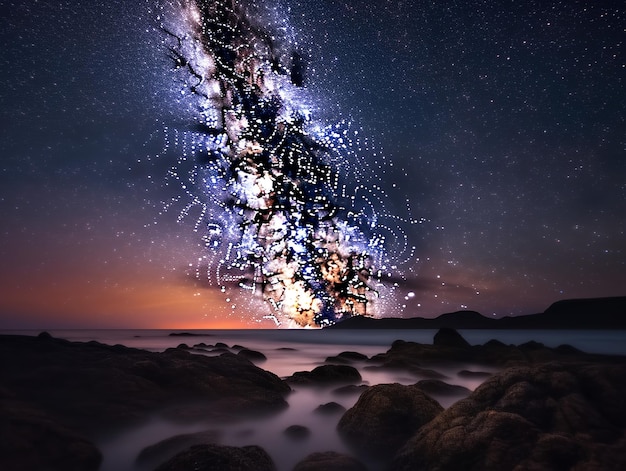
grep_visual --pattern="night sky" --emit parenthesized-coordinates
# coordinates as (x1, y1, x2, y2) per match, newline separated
(1, 0, 624, 328)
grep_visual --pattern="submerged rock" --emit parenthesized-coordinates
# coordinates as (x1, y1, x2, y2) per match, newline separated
(392, 362, 626, 471)
(286, 365, 362, 386)
(314, 401, 346, 415)
(337, 383, 443, 460)
(292, 451, 368, 471)
(326, 351, 369, 364)
(154, 444, 275, 471)
(283, 425, 311, 440)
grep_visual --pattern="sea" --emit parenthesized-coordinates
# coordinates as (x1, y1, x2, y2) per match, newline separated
(4, 328, 626, 471)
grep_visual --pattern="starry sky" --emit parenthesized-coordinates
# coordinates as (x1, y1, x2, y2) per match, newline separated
(0, 0, 624, 328)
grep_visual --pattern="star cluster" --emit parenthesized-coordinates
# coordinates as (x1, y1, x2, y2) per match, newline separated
(152, 0, 418, 327)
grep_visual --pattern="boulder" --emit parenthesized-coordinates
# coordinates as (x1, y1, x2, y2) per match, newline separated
(0, 333, 290, 470)
(314, 402, 346, 415)
(337, 383, 443, 459)
(326, 351, 369, 364)
(237, 348, 267, 362)
(292, 451, 368, 471)
(154, 444, 275, 471)
(135, 430, 219, 469)
(287, 365, 361, 386)
(433, 328, 471, 349)
(283, 425, 311, 440)
(392, 362, 626, 471)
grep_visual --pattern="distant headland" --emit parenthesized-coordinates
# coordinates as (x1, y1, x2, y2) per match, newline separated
(330, 296, 626, 330)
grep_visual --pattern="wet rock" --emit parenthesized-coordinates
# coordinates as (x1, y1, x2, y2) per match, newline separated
(154, 444, 275, 471)
(326, 351, 369, 364)
(0, 334, 289, 437)
(287, 365, 361, 386)
(392, 362, 626, 471)
(337, 383, 443, 459)
(176, 343, 191, 350)
(433, 328, 471, 349)
(414, 379, 471, 396)
(314, 401, 346, 415)
(135, 430, 219, 469)
(292, 451, 368, 471)
(215, 342, 229, 349)
(237, 348, 267, 362)
(283, 425, 311, 440)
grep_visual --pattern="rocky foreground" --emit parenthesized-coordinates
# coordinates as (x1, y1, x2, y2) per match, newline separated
(1, 330, 625, 470)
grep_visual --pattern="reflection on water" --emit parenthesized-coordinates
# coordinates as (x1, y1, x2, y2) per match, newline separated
(6, 328, 625, 470)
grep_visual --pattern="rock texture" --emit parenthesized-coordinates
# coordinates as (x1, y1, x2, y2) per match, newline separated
(154, 444, 275, 471)
(135, 430, 220, 469)
(0, 333, 289, 471)
(337, 383, 443, 459)
(0, 399, 102, 471)
(292, 451, 368, 471)
(433, 327, 471, 348)
(392, 362, 626, 471)
(325, 351, 369, 364)
(314, 401, 346, 415)
(286, 365, 362, 386)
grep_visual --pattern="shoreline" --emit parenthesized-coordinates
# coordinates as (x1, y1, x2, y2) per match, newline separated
(2, 329, 625, 470)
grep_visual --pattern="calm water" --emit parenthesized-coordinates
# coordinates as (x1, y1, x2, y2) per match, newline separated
(4, 328, 626, 471)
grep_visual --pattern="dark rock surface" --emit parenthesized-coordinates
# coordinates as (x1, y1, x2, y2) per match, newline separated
(314, 401, 346, 415)
(0, 399, 102, 471)
(154, 444, 275, 471)
(433, 327, 471, 348)
(0, 334, 289, 471)
(283, 425, 311, 440)
(458, 369, 492, 379)
(135, 430, 220, 469)
(292, 451, 368, 471)
(392, 362, 626, 471)
(414, 379, 471, 397)
(326, 351, 369, 364)
(237, 348, 268, 362)
(337, 383, 443, 460)
(368, 329, 625, 373)
(286, 364, 362, 386)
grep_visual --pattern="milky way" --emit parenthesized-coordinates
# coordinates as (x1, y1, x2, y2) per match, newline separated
(155, 0, 418, 327)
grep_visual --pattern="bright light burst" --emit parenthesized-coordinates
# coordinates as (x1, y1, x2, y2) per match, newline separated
(154, 0, 419, 327)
